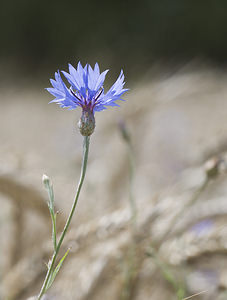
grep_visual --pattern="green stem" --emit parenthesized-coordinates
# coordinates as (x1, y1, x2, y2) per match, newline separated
(38, 136, 90, 300)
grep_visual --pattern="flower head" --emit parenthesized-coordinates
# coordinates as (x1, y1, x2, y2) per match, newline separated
(47, 62, 128, 112)
(47, 62, 128, 135)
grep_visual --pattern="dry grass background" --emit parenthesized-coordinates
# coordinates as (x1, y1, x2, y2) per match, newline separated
(1, 64, 227, 299)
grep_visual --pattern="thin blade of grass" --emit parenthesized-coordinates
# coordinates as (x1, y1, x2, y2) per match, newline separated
(45, 248, 70, 292)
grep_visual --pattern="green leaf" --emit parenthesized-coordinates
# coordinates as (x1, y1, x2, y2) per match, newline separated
(45, 249, 70, 292)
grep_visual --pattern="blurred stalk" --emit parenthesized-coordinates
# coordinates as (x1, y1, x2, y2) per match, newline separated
(147, 157, 220, 299)
(119, 120, 139, 300)
(119, 120, 137, 227)
(161, 156, 221, 242)
(146, 248, 185, 300)
(161, 175, 209, 242)
(128, 140, 137, 228)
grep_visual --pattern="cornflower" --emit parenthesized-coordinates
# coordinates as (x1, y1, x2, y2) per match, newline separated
(47, 62, 128, 136)
(37, 62, 128, 299)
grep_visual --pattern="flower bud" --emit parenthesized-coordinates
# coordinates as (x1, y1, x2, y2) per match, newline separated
(78, 108, 95, 136)
(42, 174, 52, 189)
(204, 156, 223, 179)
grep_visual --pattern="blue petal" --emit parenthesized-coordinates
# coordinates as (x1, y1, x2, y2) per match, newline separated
(47, 71, 80, 109)
(87, 63, 109, 99)
(94, 70, 128, 110)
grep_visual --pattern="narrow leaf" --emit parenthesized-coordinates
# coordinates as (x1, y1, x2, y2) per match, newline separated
(45, 249, 70, 292)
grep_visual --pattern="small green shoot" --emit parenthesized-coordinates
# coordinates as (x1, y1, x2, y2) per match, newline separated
(42, 174, 57, 252)
(45, 248, 70, 292)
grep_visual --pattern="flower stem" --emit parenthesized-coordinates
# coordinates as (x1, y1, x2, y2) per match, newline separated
(38, 136, 90, 300)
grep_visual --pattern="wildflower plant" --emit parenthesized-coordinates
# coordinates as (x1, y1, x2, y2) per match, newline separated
(38, 62, 128, 299)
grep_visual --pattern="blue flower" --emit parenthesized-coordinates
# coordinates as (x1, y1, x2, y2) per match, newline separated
(47, 62, 128, 113)
(190, 219, 213, 236)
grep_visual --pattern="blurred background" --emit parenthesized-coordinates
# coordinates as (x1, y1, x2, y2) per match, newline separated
(1, 1, 227, 299)
(1, 0, 227, 81)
